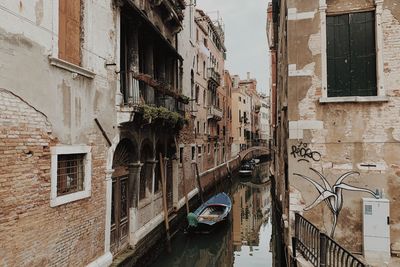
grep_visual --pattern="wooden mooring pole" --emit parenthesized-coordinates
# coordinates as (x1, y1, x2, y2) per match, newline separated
(182, 163, 190, 215)
(193, 162, 204, 203)
(159, 153, 171, 253)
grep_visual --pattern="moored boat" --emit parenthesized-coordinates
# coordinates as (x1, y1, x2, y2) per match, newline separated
(239, 161, 255, 177)
(187, 192, 232, 233)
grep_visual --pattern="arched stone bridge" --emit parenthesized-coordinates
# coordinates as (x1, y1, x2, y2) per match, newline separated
(238, 146, 270, 162)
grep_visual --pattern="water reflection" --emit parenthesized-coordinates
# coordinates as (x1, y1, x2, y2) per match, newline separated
(232, 182, 272, 266)
(150, 171, 272, 267)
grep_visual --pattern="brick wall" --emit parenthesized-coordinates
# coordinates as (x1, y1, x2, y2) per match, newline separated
(0, 88, 107, 266)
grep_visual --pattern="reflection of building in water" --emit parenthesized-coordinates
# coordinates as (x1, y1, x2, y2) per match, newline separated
(232, 183, 270, 251)
(181, 223, 233, 267)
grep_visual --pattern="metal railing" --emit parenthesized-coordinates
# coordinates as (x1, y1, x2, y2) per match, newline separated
(122, 75, 184, 115)
(293, 213, 365, 267)
(321, 233, 365, 267)
(294, 213, 320, 266)
(207, 105, 223, 120)
(207, 68, 221, 85)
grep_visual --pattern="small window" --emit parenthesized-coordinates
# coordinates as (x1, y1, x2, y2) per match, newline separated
(196, 86, 200, 103)
(239, 96, 241, 101)
(179, 146, 184, 164)
(208, 143, 210, 154)
(191, 146, 196, 161)
(196, 55, 199, 73)
(51, 145, 91, 207)
(57, 154, 84, 196)
(327, 11, 376, 97)
(198, 146, 202, 156)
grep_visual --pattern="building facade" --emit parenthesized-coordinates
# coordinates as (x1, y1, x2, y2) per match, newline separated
(0, 1, 242, 265)
(259, 94, 270, 145)
(193, 9, 227, 170)
(269, 0, 400, 265)
(0, 0, 118, 265)
(231, 75, 252, 156)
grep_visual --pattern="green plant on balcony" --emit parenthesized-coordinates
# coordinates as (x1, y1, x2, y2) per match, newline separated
(178, 94, 190, 104)
(139, 104, 188, 130)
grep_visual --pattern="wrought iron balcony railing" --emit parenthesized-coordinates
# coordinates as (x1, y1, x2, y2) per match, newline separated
(207, 68, 221, 85)
(207, 105, 223, 121)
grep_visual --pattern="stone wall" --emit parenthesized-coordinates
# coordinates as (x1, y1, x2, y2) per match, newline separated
(0, 89, 107, 266)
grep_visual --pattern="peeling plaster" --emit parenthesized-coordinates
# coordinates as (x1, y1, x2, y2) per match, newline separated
(35, 0, 44, 26)
(308, 32, 321, 56)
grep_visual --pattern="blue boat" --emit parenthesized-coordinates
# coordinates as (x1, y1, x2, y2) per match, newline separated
(187, 192, 232, 233)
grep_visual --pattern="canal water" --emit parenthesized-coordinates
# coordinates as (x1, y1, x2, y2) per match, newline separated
(150, 164, 273, 267)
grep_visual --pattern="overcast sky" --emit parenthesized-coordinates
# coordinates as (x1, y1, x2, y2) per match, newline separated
(197, 0, 270, 95)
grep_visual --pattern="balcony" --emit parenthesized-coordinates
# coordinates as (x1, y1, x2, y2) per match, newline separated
(151, 0, 184, 27)
(207, 105, 223, 121)
(118, 73, 186, 124)
(208, 68, 221, 85)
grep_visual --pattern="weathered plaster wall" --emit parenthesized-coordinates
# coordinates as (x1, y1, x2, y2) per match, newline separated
(287, 0, 400, 257)
(0, 0, 118, 145)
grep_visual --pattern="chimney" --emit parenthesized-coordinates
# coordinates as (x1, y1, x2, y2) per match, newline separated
(247, 72, 250, 80)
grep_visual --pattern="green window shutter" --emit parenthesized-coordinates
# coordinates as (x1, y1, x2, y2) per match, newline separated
(349, 12, 377, 96)
(327, 15, 351, 97)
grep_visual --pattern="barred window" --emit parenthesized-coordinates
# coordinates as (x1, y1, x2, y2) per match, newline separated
(57, 154, 85, 196)
(50, 145, 91, 207)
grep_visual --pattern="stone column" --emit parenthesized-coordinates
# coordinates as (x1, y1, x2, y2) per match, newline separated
(128, 162, 142, 247)
(128, 162, 142, 208)
(104, 169, 115, 254)
(145, 40, 155, 104)
(147, 159, 157, 216)
(128, 22, 141, 104)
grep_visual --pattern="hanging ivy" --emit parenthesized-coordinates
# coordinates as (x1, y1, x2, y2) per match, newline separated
(138, 104, 188, 131)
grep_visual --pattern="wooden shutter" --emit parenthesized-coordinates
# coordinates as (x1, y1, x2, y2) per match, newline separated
(59, 0, 81, 66)
(327, 14, 351, 97)
(349, 11, 376, 96)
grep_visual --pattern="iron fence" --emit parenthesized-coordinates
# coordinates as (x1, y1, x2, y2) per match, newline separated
(293, 213, 366, 267)
(294, 213, 320, 266)
(320, 233, 365, 267)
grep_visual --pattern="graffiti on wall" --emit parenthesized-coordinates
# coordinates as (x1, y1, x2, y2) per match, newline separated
(290, 142, 321, 163)
(293, 168, 378, 237)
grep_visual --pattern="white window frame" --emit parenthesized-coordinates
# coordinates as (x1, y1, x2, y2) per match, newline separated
(319, 0, 387, 103)
(50, 145, 92, 207)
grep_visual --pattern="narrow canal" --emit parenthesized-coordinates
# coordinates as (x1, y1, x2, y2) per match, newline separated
(149, 162, 273, 267)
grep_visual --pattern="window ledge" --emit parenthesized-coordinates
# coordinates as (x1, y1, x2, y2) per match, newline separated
(49, 56, 96, 79)
(50, 190, 91, 207)
(319, 96, 389, 103)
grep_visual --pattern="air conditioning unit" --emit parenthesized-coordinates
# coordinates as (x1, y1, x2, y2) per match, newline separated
(363, 198, 390, 263)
